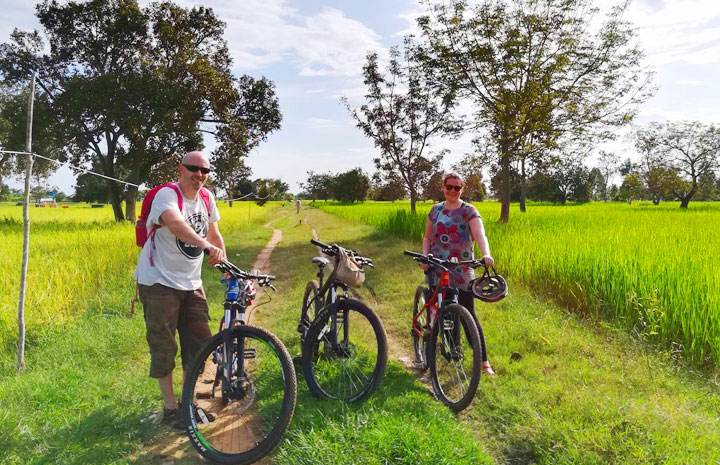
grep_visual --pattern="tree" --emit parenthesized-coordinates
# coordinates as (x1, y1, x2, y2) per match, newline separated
(0, 182, 11, 200)
(300, 171, 335, 201)
(73, 170, 110, 203)
(0, 81, 63, 179)
(697, 172, 719, 201)
(419, 0, 654, 222)
(372, 172, 407, 201)
(618, 173, 645, 204)
(334, 168, 370, 203)
(254, 178, 289, 201)
(596, 151, 620, 202)
(423, 171, 445, 201)
(343, 38, 462, 213)
(1, 0, 281, 222)
(635, 121, 720, 208)
(645, 166, 683, 205)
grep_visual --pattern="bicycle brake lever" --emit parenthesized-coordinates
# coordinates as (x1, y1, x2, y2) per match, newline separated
(268, 284, 277, 292)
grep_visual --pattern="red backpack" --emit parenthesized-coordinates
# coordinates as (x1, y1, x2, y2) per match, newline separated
(135, 183, 211, 248)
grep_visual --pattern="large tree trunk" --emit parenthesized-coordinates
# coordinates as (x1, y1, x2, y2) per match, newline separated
(125, 186, 137, 223)
(499, 153, 511, 223)
(680, 196, 690, 208)
(498, 136, 512, 222)
(409, 187, 417, 214)
(108, 182, 125, 222)
(519, 157, 527, 213)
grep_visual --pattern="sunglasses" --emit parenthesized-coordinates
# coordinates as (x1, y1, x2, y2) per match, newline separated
(444, 184, 462, 192)
(183, 164, 211, 174)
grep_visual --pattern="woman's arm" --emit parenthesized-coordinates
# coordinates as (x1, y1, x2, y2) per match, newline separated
(469, 216, 494, 266)
(420, 218, 434, 271)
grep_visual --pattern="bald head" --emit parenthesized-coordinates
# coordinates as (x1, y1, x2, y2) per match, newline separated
(182, 151, 210, 167)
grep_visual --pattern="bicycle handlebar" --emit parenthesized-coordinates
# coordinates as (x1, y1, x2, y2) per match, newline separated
(309, 239, 374, 268)
(204, 249, 276, 286)
(403, 250, 486, 271)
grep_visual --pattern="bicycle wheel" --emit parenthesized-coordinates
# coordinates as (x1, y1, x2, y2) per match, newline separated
(428, 303, 481, 412)
(412, 286, 430, 370)
(299, 280, 320, 343)
(302, 298, 388, 402)
(183, 325, 297, 464)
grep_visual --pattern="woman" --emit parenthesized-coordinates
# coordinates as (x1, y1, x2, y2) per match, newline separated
(421, 173, 496, 376)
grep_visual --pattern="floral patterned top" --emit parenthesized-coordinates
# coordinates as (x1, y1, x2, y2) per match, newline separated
(427, 201, 480, 289)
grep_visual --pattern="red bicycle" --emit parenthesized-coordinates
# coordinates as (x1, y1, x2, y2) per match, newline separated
(404, 251, 507, 412)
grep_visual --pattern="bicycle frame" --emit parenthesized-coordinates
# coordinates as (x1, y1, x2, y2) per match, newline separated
(217, 277, 256, 400)
(310, 263, 350, 352)
(412, 270, 459, 339)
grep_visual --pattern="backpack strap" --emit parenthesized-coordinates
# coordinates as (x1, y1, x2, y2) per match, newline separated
(148, 183, 184, 266)
(198, 187, 211, 216)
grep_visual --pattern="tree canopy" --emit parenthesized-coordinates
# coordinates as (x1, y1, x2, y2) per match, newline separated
(343, 38, 462, 213)
(0, 0, 281, 221)
(418, 0, 654, 221)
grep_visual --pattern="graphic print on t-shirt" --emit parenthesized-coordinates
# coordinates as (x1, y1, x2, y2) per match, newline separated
(176, 212, 208, 259)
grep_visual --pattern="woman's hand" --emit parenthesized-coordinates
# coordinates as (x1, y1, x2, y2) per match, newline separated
(420, 263, 430, 272)
(482, 255, 495, 267)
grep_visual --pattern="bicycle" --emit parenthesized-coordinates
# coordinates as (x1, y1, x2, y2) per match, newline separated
(298, 239, 388, 402)
(403, 251, 502, 412)
(182, 257, 296, 464)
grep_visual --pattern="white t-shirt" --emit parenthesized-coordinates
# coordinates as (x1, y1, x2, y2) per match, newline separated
(133, 185, 220, 290)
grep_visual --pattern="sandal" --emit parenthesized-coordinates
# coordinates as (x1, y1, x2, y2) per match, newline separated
(482, 362, 497, 377)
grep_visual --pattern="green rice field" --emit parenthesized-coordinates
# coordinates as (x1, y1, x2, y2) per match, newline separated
(316, 200, 720, 367)
(0, 201, 277, 354)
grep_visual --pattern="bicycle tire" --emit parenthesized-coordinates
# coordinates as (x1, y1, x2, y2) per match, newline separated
(183, 325, 297, 464)
(412, 286, 430, 371)
(428, 303, 481, 413)
(302, 298, 388, 402)
(299, 280, 320, 343)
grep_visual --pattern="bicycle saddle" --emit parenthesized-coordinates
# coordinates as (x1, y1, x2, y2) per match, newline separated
(312, 256, 330, 267)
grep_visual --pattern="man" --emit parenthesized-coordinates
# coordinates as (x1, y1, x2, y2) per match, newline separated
(134, 151, 226, 428)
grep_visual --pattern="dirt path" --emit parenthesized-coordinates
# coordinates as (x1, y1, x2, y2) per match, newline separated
(144, 217, 285, 465)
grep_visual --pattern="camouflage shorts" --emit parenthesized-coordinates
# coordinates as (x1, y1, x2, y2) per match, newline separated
(139, 283, 213, 378)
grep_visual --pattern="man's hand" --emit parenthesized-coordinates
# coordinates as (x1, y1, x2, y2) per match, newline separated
(204, 243, 226, 266)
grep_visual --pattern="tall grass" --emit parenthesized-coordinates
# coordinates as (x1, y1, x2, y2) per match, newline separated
(0, 201, 279, 353)
(314, 200, 720, 366)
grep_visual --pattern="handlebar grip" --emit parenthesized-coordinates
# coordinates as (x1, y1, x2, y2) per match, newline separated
(403, 250, 423, 258)
(310, 238, 330, 248)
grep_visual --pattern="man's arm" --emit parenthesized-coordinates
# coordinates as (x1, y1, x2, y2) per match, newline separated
(160, 209, 225, 265)
(206, 222, 226, 259)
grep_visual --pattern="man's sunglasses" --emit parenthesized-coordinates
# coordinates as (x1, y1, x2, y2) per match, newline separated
(444, 184, 462, 192)
(183, 164, 211, 174)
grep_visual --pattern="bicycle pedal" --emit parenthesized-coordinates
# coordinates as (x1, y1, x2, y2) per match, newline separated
(244, 348, 257, 359)
(196, 392, 214, 399)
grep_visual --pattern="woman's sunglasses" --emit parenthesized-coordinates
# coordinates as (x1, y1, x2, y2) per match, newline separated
(183, 164, 211, 174)
(444, 184, 462, 192)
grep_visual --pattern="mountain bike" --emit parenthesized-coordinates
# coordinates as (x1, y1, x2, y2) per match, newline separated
(182, 257, 296, 464)
(403, 251, 490, 412)
(297, 239, 388, 402)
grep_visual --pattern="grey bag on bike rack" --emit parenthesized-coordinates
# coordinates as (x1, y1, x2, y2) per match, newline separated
(335, 247, 365, 287)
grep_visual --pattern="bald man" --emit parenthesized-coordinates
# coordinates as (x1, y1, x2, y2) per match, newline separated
(133, 151, 226, 428)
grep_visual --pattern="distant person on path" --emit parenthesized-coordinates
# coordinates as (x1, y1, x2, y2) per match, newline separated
(421, 173, 496, 376)
(134, 150, 226, 428)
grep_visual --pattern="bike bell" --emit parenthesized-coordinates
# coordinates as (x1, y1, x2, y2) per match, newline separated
(226, 279, 240, 300)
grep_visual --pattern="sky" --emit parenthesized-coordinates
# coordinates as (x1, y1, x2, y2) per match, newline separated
(2, 0, 720, 195)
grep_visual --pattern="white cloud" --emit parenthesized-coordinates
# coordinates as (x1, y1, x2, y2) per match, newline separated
(178, 0, 385, 77)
